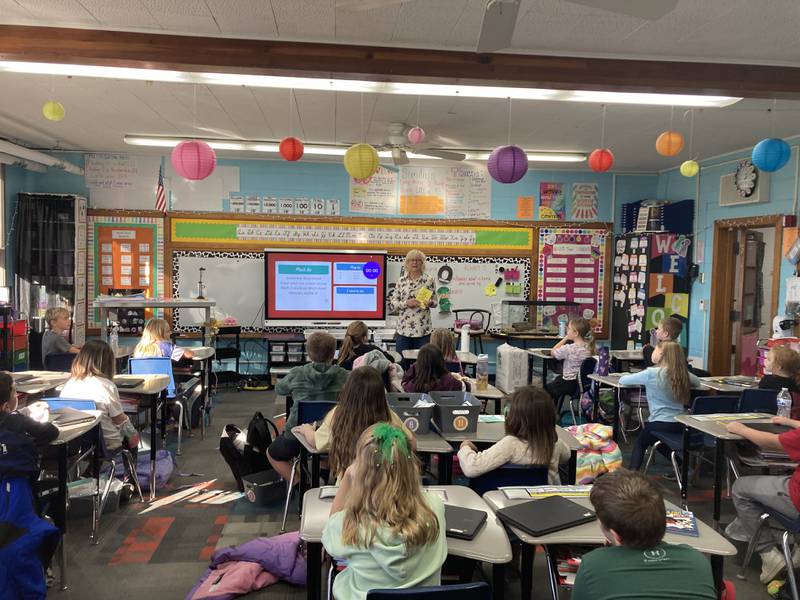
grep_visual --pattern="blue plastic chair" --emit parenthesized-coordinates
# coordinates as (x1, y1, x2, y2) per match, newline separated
(739, 508, 800, 600)
(129, 357, 202, 455)
(367, 582, 491, 599)
(738, 388, 778, 414)
(468, 463, 549, 496)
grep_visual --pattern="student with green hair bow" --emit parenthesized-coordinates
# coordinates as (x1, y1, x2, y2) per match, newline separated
(321, 423, 447, 600)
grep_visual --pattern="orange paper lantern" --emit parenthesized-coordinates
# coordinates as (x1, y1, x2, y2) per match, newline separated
(279, 137, 304, 161)
(588, 148, 614, 172)
(656, 131, 685, 157)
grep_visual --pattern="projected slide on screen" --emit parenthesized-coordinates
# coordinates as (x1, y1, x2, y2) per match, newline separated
(265, 250, 387, 325)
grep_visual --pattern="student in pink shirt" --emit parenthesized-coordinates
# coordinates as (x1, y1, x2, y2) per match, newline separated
(546, 317, 594, 402)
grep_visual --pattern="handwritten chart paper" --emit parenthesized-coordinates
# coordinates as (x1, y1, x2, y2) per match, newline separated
(85, 154, 141, 189)
(399, 166, 490, 217)
(349, 166, 398, 214)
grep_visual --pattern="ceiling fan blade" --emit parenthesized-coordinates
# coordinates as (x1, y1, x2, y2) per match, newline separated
(392, 148, 410, 166)
(414, 148, 466, 161)
(563, 0, 678, 20)
(476, 0, 521, 53)
(336, 0, 408, 11)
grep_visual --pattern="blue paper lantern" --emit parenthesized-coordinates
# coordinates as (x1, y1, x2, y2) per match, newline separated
(752, 138, 791, 172)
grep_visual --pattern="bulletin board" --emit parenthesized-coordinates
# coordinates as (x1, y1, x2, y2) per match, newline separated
(87, 211, 165, 329)
(534, 226, 611, 337)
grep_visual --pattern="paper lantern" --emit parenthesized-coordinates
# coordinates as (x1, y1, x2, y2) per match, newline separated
(487, 145, 528, 184)
(42, 100, 65, 121)
(680, 160, 700, 177)
(752, 138, 791, 172)
(344, 143, 379, 180)
(407, 126, 426, 145)
(656, 131, 684, 157)
(588, 148, 614, 172)
(171, 140, 217, 181)
(279, 137, 304, 161)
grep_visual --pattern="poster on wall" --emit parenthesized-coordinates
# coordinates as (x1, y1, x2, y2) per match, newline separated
(571, 183, 599, 220)
(349, 166, 398, 214)
(538, 182, 565, 220)
(536, 227, 608, 333)
(399, 166, 490, 217)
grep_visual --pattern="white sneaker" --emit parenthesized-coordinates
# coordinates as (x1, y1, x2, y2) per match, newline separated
(760, 548, 787, 583)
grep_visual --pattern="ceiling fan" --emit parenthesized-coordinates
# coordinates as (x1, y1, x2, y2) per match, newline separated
(337, 0, 679, 53)
(374, 122, 466, 166)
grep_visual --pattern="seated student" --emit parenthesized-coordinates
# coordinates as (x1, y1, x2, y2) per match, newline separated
(546, 317, 594, 402)
(336, 321, 394, 371)
(759, 345, 800, 393)
(725, 414, 800, 583)
(295, 366, 415, 480)
(572, 469, 716, 600)
(619, 341, 700, 470)
(458, 385, 569, 484)
(41, 307, 80, 365)
(430, 328, 462, 374)
(60, 340, 140, 451)
(321, 423, 446, 600)
(402, 344, 467, 393)
(267, 331, 349, 482)
(133, 318, 194, 364)
(642, 316, 683, 367)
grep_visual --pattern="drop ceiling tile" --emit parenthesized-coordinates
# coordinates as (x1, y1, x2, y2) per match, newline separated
(75, 0, 161, 29)
(14, 0, 98, 24)
(269, 0, 334, 41)
(204, 0, 278, 37)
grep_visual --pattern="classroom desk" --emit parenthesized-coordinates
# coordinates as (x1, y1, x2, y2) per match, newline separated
(585, 373, 635, 443)
(190, 346, 216, 438)
(675, 412, 775, 528)
(300, 485, 511, 600)
(50, 410, 102, 590)
(466, 381, 506, 414)
(698, 376, 759, 394)
(438, 421, 581, 485)
(115, 374, 170, 500)
(483, 490, 737, 600)
(14, 371, 71, 397)
(527, 348, 556, 387)
(94, 297, 216, 345)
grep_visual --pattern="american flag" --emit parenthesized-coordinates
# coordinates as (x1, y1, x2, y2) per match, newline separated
(155, 164, 166, 212)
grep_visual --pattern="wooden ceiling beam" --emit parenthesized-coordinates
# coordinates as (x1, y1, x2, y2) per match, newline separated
(1, 25, 799, 99)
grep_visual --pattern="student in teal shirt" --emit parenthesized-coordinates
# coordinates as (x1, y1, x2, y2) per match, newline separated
(321, 423, 446, 600)
(619, 341, 700, 469)
(572, 469, 716, 600)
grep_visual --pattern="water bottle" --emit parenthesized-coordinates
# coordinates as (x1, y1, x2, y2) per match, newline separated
(475, 354, 489, 391)
(558, 315, 568, 338)
(778, 387, 793, 419)
(460, 324, 471, 353)
(373, 331, 383, 350)
(109, 324, 119, 352)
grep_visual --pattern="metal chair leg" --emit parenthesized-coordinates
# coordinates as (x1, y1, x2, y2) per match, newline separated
(643, 441, 661, 473)
(174, 401, 184, 455)
(280, 458, 299, 533)
(121, 449, 144, 503)
(738, 513, 770, 579)
(669, 450, 682, 492)
(783, 530, 799, 600)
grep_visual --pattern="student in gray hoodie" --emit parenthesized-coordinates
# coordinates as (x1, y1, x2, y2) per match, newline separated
(267, 331, 349, 482)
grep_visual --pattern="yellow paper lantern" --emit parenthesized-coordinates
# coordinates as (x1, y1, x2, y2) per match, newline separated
(42, 100, 65, 121)
(344, 143, 379, 180)
(656, 130, 684, 156)
(680, 160, 700, 177)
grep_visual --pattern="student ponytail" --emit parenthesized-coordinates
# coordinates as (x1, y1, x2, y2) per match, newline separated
(569, 317, 596, 355)
(337, 321, 368, 366)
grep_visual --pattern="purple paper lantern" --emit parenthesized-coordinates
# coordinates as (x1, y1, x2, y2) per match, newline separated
(171, 140, 217, 180)
(487, 145, 528, 184)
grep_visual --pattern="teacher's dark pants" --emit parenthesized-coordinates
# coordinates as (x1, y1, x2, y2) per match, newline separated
(395, 334, 431, 370)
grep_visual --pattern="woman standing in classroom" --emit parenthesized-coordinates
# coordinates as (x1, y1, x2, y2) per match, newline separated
(390, 249, 437, 367)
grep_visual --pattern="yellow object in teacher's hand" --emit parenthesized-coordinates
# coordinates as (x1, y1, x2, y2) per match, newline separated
(415, 287, 433, 306)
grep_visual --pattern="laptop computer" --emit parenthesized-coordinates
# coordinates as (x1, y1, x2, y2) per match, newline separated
(496, 496, 596, 537)
(444, 504, 488, 540)
(746, 422, 792, 435)
(11, 373, 34, 384)
(49, 407, 97, 427)
(114, 377, 144, 389)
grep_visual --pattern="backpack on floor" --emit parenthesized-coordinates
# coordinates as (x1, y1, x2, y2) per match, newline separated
(219, 412, 279, 492)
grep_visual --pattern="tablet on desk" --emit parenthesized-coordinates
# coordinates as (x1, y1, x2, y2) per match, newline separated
(114, 377, 144, 389)
(444, 504, 487, 540)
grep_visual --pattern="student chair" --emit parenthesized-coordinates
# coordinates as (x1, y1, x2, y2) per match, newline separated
(468, 463, 549, 496)
(280, 400, 337, 532)
(366, 582, 491, 599)
(44, 352, 75, 372)
(129, 357, 202, 455)
(738, 389, 778, 415)
(45, 398, 143, 543)
(642, 395, 740, 493)
(738, 509, 800, 600)
(452, 309, 491, 355)
(554, 357, 596, 427)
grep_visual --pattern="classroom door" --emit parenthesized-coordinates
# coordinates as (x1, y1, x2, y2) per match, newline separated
(732, 230, 768, 376)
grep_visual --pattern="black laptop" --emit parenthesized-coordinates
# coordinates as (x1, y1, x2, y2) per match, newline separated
(49, 406, 97, 427)
(496, 496, 596, 536)
(114, 377, 144, 389)
(746, 422, 792, 435)
(11, 373, 34, 384)
(444, 504, 488, 540)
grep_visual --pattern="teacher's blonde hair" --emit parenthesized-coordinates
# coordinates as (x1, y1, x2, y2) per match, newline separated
(404, 249, 426, 271)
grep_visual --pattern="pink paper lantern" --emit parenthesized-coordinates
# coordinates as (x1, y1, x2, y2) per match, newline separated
(407, 126, 426, 145)
(487, 145, 528, 184)
(171, 140, 217, 180)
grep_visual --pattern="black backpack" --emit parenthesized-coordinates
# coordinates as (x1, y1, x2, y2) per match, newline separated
(219, 411, 278, 492)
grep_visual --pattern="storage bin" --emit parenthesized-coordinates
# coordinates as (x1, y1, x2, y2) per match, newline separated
(430, 391, 481, 434)
(242, 470, 285, 505)
(387, 392, 434, 434)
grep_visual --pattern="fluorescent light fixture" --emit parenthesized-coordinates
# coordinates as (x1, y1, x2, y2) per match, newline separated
(0, 61, 741, 107)
(123, 135, 586, 162)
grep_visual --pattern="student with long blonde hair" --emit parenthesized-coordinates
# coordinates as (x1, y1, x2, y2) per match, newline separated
(321, 423, 446, 599)
(619, 341, 700, 469)
(133, 318, 194, 362)
(430, 328, 462, 374)
(546, 317, 596, 401)
(336, 321, 394, 371)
